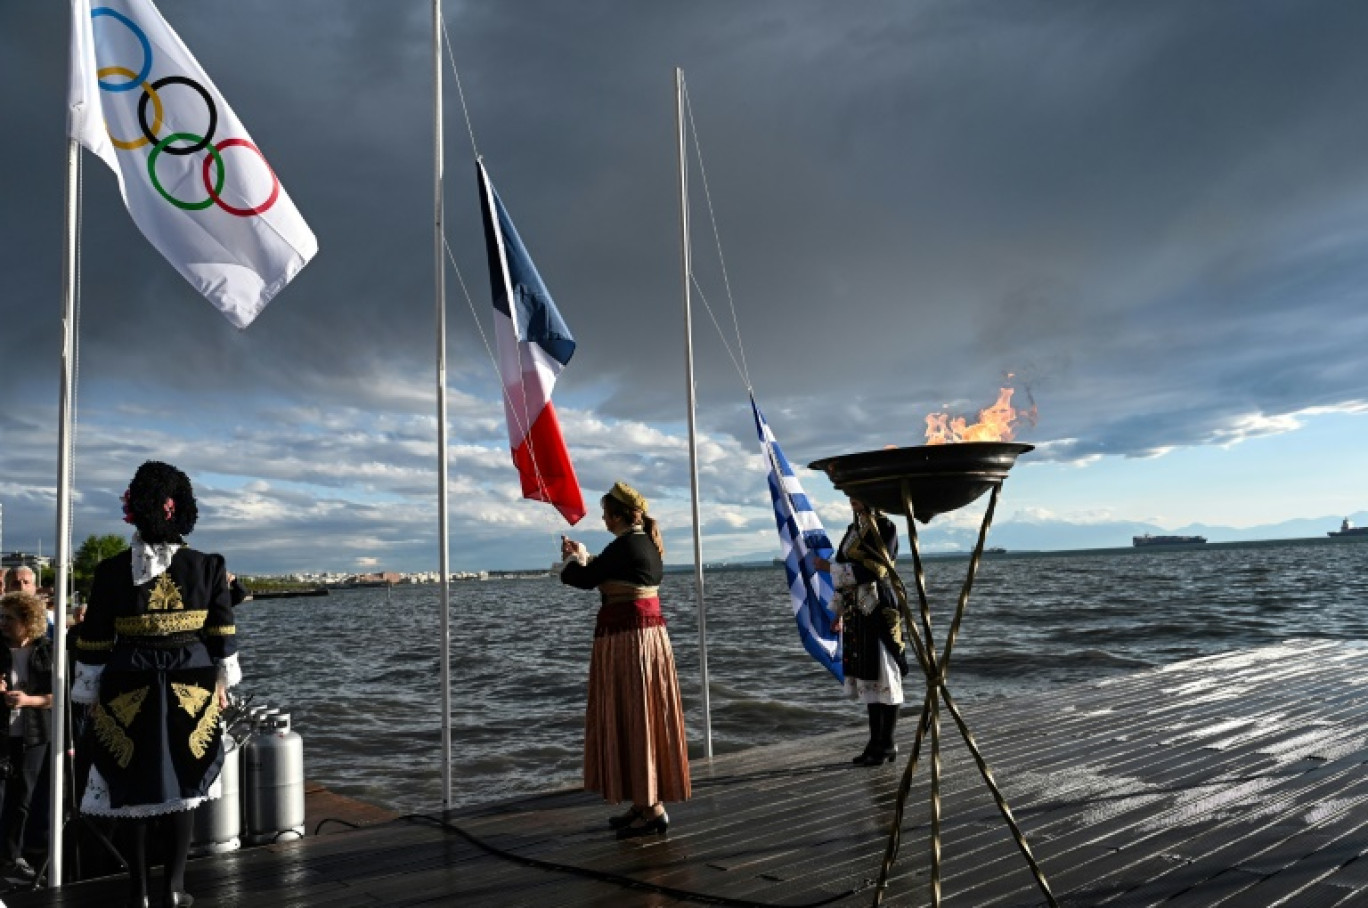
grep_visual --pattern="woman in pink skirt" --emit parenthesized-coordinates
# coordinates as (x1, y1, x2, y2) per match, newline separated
(559, 481, 691, 838)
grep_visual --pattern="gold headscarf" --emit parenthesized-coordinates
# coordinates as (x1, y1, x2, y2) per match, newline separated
(607, 481, 648, 514)
(842, 514, 893, 579)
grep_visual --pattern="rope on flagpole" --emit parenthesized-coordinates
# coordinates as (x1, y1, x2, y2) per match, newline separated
(681, 80, 754, 392)
(679, 78, 798, 455)
(439, 11, 479, 163)
(690, 276, 750, 386)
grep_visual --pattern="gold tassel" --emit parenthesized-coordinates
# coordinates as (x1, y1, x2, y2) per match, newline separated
(92, 704, 135, 769)
(188, 694, 222, 760)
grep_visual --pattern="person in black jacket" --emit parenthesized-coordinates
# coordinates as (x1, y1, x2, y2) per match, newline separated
(0, 590, 54, 883)
(73, 461, 239, 908)
(816, 497, 908, 766)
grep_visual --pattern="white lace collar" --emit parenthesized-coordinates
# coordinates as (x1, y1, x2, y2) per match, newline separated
(131, 533, 182, 587)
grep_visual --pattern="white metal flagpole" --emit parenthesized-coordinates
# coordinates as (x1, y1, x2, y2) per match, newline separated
(47, 133, 81, 887)
(676, 68, 713, 759)
(433, 0, 453, 808)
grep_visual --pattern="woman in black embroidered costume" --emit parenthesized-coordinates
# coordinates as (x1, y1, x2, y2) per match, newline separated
(73, 462, 239, 908)
(817, 497, 907, 766)
(559, 481, 690, 838)
(0, 591, 54, 883)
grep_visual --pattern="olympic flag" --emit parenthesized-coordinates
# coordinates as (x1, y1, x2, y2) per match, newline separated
(67, 0, 317, 328)
(477, 161, 586, 525)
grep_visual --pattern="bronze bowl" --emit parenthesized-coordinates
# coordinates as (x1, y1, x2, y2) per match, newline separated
(808, 442, 1034, 523)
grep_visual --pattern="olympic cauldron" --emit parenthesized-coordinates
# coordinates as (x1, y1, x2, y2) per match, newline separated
(807, 440, 1033, 522)
(806, 439, 1055, 908)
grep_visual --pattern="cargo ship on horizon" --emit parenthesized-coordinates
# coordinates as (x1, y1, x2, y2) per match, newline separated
(1133, 533, 1207, 547)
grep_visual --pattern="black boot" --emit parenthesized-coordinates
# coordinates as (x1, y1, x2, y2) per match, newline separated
(162, 810, 195, 908)
(879, 704, 900, 763)
(126, 819, 149, 908)
(859, 705, 899, 765)
(853, 704, 885, 765)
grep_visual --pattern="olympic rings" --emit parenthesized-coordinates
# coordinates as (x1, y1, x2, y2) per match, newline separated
(90, 6, 278, 218)
(138, 76, 216, 156)
(92, 8, 151, 91)
(148, 132, 225, 211)
(204, 139, 281, 217)
(98, 66, 163, 150)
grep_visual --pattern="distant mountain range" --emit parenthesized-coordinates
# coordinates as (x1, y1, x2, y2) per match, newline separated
(718, 510, 1368, 563)
(946, 510, 1368, 553)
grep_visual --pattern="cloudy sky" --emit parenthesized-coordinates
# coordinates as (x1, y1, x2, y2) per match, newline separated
(3, 1, 1368, 574)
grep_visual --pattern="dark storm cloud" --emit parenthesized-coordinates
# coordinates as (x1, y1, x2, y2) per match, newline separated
(5, 1, 1368, 569)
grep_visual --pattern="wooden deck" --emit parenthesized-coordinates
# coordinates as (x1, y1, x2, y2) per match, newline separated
(8, 639, 1368, 907)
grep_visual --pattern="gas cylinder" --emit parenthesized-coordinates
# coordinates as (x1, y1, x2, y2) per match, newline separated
(243, 713, 306, 845)
(236, 704, 268, 827)
(190, 734, 242, 855)
(228, 705, 259, 825)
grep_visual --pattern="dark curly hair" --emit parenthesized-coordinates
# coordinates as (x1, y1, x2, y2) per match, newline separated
(126, 461, 199, 543)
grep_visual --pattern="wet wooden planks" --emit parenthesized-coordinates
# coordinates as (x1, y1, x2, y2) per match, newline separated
(8, 639, 1368, 906)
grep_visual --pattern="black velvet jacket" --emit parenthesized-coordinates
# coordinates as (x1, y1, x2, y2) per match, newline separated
(560, 529, 663, 590)
(75, 547, 237, 666)
(835, 514, 908, 680)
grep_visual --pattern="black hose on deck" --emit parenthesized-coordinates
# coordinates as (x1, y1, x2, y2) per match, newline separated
(400, 811, 873, 908)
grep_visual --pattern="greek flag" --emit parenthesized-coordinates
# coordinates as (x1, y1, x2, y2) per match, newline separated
(752, 395, 841, 681)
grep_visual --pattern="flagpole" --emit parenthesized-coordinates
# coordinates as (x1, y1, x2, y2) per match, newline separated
(47, 134, 81, 888)
(677, 67, 713, 759)
(433, 0, 454, 808)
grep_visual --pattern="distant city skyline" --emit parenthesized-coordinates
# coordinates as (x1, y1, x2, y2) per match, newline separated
(8, 501, 1361, 577)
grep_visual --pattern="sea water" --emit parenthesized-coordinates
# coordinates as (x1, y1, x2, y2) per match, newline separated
(232, 538, 1368, 811)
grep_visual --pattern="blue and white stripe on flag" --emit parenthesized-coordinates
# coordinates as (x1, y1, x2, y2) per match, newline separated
(752, 395, 842, 682)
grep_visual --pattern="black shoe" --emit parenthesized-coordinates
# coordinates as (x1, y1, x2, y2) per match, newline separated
(127, 897, 149, 908)
(854, 744, 898, 766)
(165, 892, 194, 908)
(0, 857, 37, 882)
(607, 806, 643, 830)
(616, 809, 669, 839)
(855, 704, 883, 765)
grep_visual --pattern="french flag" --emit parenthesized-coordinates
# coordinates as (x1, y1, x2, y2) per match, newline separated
(477, 160, 586, 525)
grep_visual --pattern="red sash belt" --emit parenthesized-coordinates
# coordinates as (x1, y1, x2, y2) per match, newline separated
(595, 597, 666, 637)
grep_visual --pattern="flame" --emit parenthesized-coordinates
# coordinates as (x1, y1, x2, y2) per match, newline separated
(924, 386, 1036, 445)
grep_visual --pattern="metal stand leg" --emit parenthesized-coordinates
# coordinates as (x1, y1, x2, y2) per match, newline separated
(872, 483, 1057, 908)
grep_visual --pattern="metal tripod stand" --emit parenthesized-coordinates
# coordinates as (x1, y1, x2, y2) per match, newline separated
(872, 482, 1058, 907)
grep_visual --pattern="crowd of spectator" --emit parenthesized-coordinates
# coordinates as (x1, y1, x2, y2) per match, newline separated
(0, 565, 85, 888)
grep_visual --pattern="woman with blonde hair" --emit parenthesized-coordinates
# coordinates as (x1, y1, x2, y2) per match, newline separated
(0, 590, 54, 883)
(559, 481, 691, 837)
